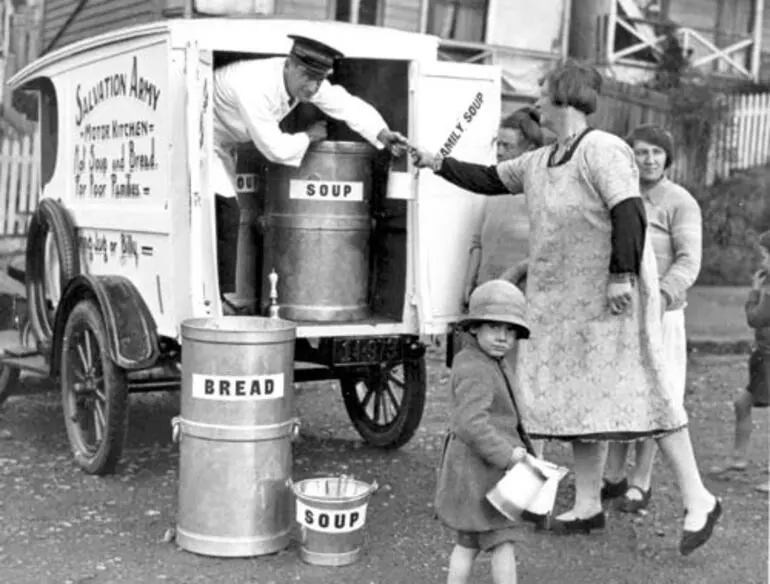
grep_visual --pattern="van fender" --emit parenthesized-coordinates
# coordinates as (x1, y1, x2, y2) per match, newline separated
(51, 274, 160, 375)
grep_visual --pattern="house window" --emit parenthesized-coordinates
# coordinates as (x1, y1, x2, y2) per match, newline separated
(335, 0, 379, 25)
(429, 0, 488, 42)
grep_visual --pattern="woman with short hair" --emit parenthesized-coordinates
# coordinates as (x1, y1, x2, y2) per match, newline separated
(412, 59, 721, 556)
(602, 124, 703, 513)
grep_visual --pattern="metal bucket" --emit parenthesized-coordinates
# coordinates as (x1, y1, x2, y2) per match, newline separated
(174, 316, 297, 557)
(262, 140, 377, 322)
(292, 476, 378, 566)
(486, 458, 547, 522)
(233, 145, 266, 311)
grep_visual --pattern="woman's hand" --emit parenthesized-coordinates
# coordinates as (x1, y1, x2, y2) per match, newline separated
(607, 275, 633, 315)
(410, 147, 436, 169)
(752, 269, 768, 290)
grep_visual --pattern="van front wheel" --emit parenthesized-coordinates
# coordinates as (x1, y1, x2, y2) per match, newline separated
(60, 299, 129, 475)
(340, 357, 426, 449)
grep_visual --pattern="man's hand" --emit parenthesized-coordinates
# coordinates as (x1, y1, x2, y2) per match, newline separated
(607, 275, 633, 315)
(307, 121, 328, 143)
(377, 129, 409, 157)
(410, 147, 436, 169)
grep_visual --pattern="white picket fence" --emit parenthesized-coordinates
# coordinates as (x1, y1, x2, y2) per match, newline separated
(708, 92, 770, 181)
(0, 132, 39, 238)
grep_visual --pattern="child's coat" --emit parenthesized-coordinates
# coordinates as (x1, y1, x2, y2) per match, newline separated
(435, 336, 525, 533)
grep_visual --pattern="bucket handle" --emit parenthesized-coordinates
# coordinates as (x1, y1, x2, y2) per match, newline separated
(171, 416, 301, 443)
(287, 476, 379, 497)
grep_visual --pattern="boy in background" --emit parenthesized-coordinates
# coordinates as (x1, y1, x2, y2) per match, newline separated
(713, 230, 770, 492)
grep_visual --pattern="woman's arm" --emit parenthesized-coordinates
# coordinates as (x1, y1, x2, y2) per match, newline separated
(660, 194, 703, 309)
(609, 198, 647, 278)
(584, 135, 647, 279)
(436, 157, 510, 195)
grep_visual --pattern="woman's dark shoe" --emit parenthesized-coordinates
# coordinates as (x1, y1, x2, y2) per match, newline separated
(601, 478, 628, 501)
(680, 498, 722, 556)
(619, 485, 652, 513)
(551, 511, 606, 535)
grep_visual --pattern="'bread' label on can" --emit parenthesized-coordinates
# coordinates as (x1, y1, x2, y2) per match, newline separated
(191, 373, 284, 400)
(289, 179, 363, 201)
(296, 500, 368, 533)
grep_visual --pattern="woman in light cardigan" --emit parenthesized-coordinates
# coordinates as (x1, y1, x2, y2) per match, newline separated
(602, 124, 703, 512)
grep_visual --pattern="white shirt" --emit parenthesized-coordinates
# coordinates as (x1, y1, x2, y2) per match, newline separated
(212, 57, 387, 198)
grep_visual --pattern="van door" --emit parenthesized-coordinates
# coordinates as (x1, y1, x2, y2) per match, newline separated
(410, 61, 501, 335)
(185, 41, 219, 318)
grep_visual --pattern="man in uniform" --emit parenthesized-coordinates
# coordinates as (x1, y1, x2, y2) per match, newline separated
(212, 34, 409, 302)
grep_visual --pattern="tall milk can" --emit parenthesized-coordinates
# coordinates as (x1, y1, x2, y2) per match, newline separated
(233, 145, 266, 311)
(174, 317, 297, 557)
(261, 140, 377, 322)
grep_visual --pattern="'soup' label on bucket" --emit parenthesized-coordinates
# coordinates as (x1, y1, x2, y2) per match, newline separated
(289, 180, 363, 202)
(296, 500, 368, 534)
(191, 373, 284, 400)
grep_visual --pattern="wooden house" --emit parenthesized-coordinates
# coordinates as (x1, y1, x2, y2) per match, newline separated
(24, 0, 570, 111)
(570, 0, 769, 83)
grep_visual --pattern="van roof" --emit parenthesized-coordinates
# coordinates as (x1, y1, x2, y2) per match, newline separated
(9, 18, 440, 90)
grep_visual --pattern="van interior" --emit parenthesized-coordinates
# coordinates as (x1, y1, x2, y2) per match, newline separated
(213, 52, 411, 326)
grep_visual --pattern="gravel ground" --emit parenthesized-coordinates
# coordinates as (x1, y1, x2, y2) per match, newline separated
(0, 349, 767, 584)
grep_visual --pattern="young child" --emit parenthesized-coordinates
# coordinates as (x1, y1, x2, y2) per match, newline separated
(435, 279, 531, 584)
(714, 231, 770, 492)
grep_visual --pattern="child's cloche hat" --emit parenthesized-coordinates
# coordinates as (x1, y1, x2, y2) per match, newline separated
(458, 279, 530, 338)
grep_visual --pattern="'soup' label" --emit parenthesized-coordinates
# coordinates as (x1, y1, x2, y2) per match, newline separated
(191, 373, 284, 400)
(289, 180, 363, 201)
(296, 500, 368, 533)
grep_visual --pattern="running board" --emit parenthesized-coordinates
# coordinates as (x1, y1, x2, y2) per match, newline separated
(1, 346, 50, 378)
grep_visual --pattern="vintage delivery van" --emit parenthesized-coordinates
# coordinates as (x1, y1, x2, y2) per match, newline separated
(1, 17, 501, 474)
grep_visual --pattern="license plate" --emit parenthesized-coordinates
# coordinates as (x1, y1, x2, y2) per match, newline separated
(331, 337, 403, 366)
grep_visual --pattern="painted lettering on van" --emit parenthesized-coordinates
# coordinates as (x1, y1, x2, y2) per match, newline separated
(75, 56, 162, 127)
(438, 91, 485, 159)
(78, 231, 140, 266)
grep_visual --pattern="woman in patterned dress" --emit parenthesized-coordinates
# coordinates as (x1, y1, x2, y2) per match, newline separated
(411, 60, 721, 556)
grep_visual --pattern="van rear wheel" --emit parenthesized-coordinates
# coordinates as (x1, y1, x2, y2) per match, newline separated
(60, 299, 129, 475)
(340, 357, 426, 449)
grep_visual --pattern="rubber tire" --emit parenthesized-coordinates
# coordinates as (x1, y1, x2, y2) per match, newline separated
(341, 356, 426, 449)
(60, 299, 129, 475)
(26, 199, 80, 348)
(0, 365, 20, 408)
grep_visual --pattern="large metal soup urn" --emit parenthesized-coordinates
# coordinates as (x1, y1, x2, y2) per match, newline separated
(261, 141, 377, 322)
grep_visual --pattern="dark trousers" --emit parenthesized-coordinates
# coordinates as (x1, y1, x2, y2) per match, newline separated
(215, 194, 241, 295)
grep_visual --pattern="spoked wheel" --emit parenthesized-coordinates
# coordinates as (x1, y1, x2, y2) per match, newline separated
(340, 357, 426, 449)
(61, 299, 129, 475)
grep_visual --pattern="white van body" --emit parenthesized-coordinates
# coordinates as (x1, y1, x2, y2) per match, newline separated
(8, 18, 501, 342)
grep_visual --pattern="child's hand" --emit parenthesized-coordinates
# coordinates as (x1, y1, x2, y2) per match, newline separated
(752, 269, 767, 290)
(512, 447, 528, 464)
